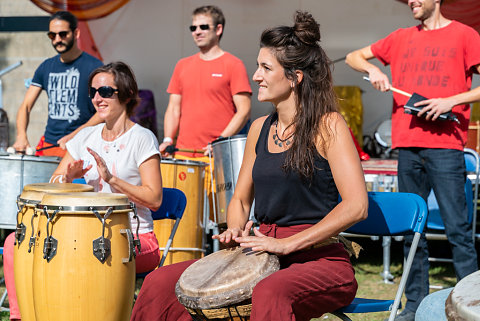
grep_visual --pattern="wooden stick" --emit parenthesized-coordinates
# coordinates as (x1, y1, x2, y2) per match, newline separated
(363, 76, 412, 97)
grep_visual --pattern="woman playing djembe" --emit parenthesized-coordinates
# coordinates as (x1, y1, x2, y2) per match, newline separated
(131, 11, 367, 321)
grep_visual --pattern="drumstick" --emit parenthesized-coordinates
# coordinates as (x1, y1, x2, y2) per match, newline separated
(164, 145, 204, 154)
(363, 76, 412, 97)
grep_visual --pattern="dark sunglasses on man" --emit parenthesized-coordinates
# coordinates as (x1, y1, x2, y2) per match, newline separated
(89, 86, 119, 99)
(47, 30, 71, 40)
(189, 24, 211, 32)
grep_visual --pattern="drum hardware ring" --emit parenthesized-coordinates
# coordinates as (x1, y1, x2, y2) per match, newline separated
(28, 210, 38, 253)
(130, 202, 141, 254)
(42, 206, 59, 262)
(92, 207, 113, 264)
(120, 228, 136, 263)
(36, 204, 132, 211)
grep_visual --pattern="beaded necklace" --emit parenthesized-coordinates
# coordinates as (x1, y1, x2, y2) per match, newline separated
(272, 120, 293, 148)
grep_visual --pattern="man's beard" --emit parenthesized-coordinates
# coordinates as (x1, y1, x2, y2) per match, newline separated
(54, 38, 74, 54)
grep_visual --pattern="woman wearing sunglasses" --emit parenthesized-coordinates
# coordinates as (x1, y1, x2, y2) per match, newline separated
(51, 61, 163, 274)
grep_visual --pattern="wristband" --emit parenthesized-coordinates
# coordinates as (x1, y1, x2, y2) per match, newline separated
(163, 137, 173, 144)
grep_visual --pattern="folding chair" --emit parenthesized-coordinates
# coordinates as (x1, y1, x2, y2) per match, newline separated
(332, 192, 428, 321)
(426, 148, 479, 262)
(136, 187, 187, 278)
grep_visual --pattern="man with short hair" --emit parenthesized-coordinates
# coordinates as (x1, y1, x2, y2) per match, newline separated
(346, 0, 480, 320)
(13, 10, 103, 157)
(159, 5, 252, 229)
(159, 5, 252, 157)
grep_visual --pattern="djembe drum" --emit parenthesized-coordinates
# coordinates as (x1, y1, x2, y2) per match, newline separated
(175, 246, 280, 320)
(14, 183, 93, 321)
(32, 192, 137, 321)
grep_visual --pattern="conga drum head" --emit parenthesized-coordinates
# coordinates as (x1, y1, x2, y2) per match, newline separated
(39, 192, 131, 212)
(19, 183, 94, 204)
(176, 246, 280, 310)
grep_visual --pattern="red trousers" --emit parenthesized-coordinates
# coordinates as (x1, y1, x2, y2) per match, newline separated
(131, 224, 357, 321)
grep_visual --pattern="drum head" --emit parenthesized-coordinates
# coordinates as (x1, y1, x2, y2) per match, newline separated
(20, 183, 94, 203)
(176, 246, 279, 309)
(40, 192, 130, 209)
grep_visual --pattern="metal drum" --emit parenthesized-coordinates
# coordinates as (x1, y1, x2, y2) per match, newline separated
(32, 192, 137, 321)
(211, 135, 247, 224)
(154, 159, 207, 265)
(0, 155, 61, 228)
(14, 183, 93, 321)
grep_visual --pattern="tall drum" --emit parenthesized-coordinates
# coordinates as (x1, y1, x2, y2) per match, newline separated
(211, 135, 247, 224)
(0, 155, 60, 228)
(14, 183, 93, 321)
(32, 192, 136, 321)
(154, 159, 207, 265)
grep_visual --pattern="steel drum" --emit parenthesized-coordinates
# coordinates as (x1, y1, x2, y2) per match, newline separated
(211, 135, 248, 224)
(0, 155, 61, 228)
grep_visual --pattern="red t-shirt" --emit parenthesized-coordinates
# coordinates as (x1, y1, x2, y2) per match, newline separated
(167, 52, 252, 155)
(371, 21, 480, 150)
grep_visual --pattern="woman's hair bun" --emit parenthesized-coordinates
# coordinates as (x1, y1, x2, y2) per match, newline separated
(293, 11, 320, 46)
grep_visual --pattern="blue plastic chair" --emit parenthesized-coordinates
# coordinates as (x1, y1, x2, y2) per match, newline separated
(332, 192, 428, 321)
(426, 148, 479, 262)
(137, 187, 187, 278)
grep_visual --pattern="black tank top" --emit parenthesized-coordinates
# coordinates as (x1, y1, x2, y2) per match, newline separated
(252, 113, 339, 226)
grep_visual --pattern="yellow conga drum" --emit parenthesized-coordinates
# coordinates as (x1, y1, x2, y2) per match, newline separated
(154, 159, 207, 264)
(32, 192, 136, 321)
(14, 183, 93, 321)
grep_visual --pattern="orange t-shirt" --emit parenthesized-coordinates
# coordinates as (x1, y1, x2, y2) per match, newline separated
(167, 52, 251, 156)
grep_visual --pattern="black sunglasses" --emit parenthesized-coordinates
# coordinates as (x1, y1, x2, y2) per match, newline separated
(189, 24, 210, 32)
(89, 86, 119, 99)
(47, 31, 70, 40)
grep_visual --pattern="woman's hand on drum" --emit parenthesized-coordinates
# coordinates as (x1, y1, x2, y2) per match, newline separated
(213, 220, 254, 246)
(87, 147, 113, 183)
(65, 159, 92, 183)
(235, 226, 289, 256)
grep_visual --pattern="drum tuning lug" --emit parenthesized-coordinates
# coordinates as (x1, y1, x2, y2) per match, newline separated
(43, 236, 58, 262)
(93, 236, 111, 263)
(15, 223, 26, 245)
(28, 237, 35, 253)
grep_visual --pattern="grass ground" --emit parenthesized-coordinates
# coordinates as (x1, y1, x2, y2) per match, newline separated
(0, 238, 466, 321)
